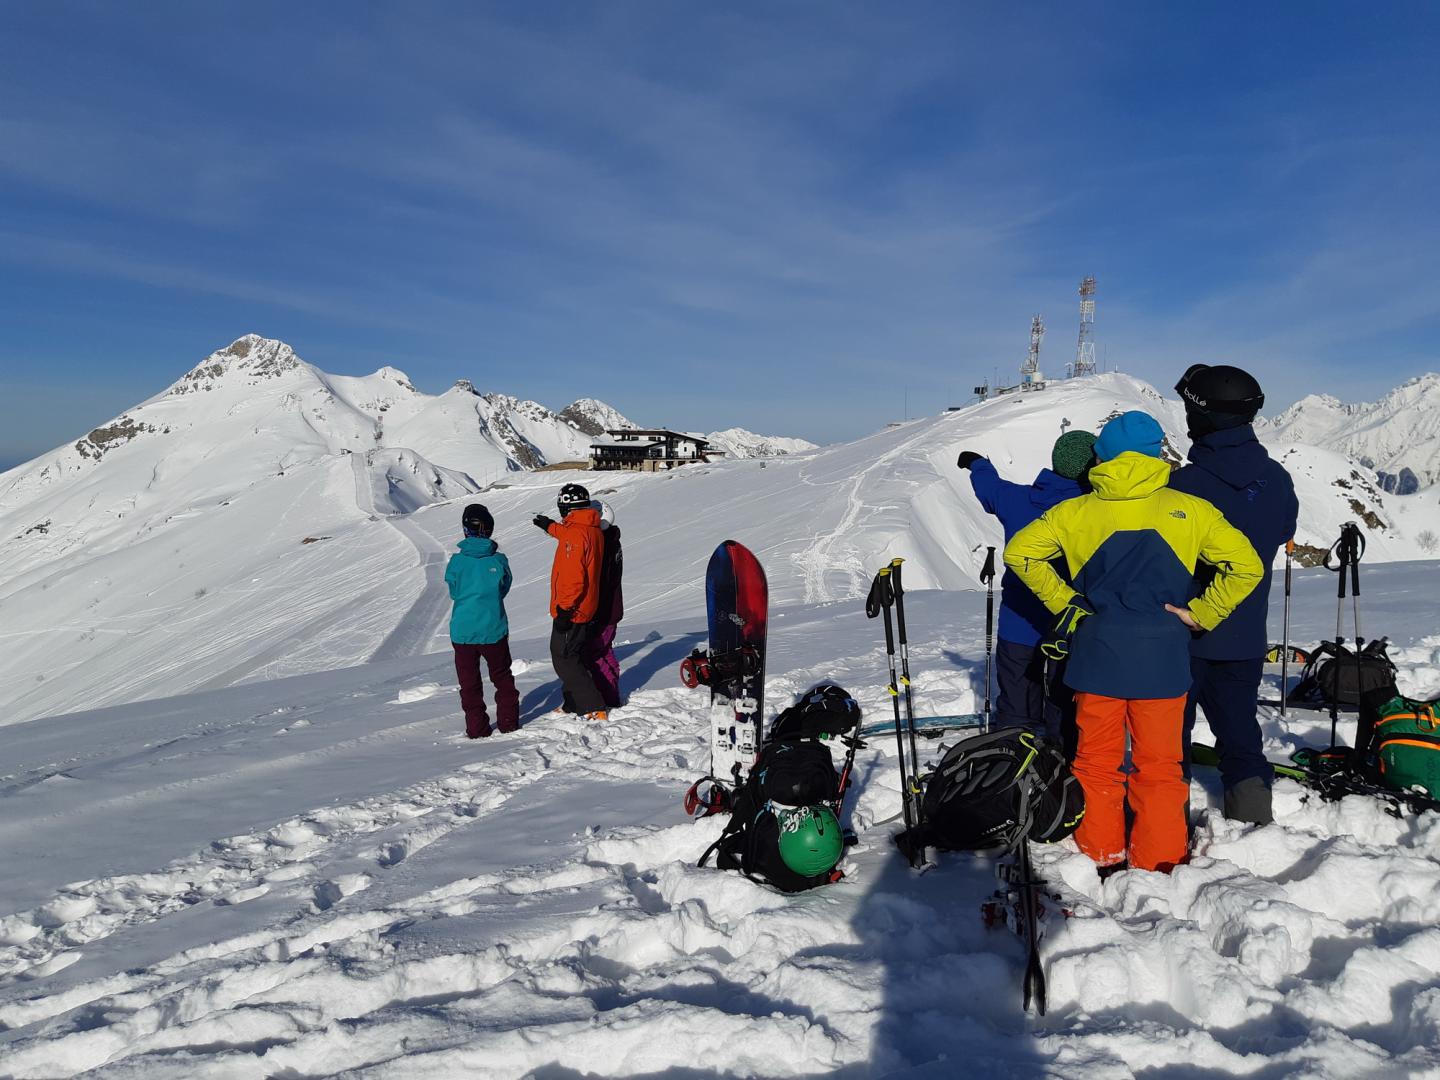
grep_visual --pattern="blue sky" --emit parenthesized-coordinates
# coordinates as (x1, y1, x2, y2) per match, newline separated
(3, 2, 1439, 467)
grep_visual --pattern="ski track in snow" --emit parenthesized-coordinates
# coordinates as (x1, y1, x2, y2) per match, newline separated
(349, 451, 453, 664)
(2, 622, 1439, 1078)
(793, 421, 938, 605)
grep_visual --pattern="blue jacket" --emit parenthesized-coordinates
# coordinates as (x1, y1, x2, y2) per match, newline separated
(969, 459, 1084, 646)
(1169, 426, 1298, 661)
(1005, 454, 1263, 699)
(445, 537, 512, 645)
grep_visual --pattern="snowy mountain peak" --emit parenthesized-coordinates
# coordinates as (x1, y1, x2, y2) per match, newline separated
(1264, 370, 1440, 490)
(451, 378, 479, 395)
(372, 365, 416, 391)
(704, 427, 819, 459)
(557, 398, 637, 437)
(167, 334, 303, 396)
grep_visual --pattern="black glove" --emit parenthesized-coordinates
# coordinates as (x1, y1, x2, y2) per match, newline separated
(554, 607, 574, 631)
(533, 514, 555, 532)
(1040, 596, 1095, 661)
(956, 451, 983, 471)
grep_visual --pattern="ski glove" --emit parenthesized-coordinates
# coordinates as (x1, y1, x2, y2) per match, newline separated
(956, 451, 983, 471)
(532, 514, 555, 532)
(1040, 597, 1094, 661)
(554, 608, 574, 631)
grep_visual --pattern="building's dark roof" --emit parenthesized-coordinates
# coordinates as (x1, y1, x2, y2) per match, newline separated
(603, 428, 710, 446)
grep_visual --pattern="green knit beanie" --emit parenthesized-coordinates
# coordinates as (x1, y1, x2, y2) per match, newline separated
(1051, 430, 1097, 480)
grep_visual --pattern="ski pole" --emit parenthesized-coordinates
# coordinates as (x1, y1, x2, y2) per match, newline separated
(980, 546, 997, 732)
(1324, 522, 1365, 750)
(1280, 539, 1294, 718)
(888, 558, 924, 818)
(867, 569, 918, 845)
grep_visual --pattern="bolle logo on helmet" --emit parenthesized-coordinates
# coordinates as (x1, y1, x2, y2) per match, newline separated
(1182, 386, 1207, 408)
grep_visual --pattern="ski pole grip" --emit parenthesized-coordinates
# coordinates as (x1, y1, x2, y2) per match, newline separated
(866, 568, 892, 619)
(876, 569, 896, 650)
(980, 546, 997, 585)
(889, 557, 905, 597)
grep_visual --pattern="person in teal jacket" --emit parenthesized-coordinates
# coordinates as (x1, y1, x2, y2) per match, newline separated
(445, 503, 519, 737)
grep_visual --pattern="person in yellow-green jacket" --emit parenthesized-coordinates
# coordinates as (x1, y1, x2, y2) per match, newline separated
(1003, 411, 1263, 875)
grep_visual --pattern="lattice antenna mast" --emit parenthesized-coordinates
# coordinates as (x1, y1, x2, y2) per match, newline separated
(1073, 276, 1097, 377)
(1022, 314, 1044, 381)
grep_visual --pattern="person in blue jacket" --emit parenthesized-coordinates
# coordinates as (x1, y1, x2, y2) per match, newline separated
(1171, 364, 1298, 825)
(445, 503, 519, 738)
(957, 429, 1096, 744)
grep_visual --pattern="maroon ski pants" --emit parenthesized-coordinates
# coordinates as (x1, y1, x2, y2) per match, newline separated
(583, 622, 622, 708)
(453, 638, 520, 737)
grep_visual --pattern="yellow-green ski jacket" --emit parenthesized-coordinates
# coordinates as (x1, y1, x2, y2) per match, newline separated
(1003, 452, 1264, 699)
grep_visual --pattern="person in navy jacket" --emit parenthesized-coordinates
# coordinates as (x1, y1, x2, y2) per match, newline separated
(957, 429, 1096, 745)
(1170, 364, 1298, 825)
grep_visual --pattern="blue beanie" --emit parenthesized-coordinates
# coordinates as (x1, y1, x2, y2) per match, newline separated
(1094, 411, 1165, 461)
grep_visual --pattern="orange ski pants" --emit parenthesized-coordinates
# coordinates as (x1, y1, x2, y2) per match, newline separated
(1071, 692, 1189, 872)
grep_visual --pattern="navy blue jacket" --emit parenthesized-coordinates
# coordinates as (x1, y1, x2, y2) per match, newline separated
(1169, 426, 1298, 660)
(968, 459, 1083, 647)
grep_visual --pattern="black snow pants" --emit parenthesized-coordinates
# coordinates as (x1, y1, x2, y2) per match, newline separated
(550, 617, 607, 715)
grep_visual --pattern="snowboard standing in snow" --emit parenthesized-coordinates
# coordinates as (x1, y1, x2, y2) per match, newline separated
(680, 540, 768, 814)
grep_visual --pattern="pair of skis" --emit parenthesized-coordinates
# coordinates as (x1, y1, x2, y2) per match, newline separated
(868, 550, 1051, 1016)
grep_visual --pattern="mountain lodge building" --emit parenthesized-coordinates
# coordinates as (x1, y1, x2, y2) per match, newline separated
(589, 429, 720, 472)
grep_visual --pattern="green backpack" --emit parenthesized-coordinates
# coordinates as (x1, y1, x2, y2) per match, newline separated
(1373, 698, 1440, 800)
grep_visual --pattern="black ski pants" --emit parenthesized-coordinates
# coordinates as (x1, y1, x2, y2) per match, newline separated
(1182, 656, 1271, 790)
(551, 617, 607, 715)
(995, 638, 1077, 759)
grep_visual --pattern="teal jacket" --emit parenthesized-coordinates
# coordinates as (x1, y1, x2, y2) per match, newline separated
(445, 537, 512, 645)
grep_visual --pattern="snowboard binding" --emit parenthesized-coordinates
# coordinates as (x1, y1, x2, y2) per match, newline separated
(683, 776, 734, 818)
(679, 646, 762, 690)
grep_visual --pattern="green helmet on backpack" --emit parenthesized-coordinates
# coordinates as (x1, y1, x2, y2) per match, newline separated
(775, 805, 844, 878)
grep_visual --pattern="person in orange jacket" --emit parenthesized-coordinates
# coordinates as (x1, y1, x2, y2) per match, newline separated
(532, 482, 608, 720)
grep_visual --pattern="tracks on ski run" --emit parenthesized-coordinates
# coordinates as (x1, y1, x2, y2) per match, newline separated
(794, 423, 928, 604)
(349, 452, 452, 663)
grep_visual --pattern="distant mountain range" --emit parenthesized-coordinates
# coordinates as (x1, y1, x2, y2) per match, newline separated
(1260, 373, 1440, 494)
(0, 338, 1435, 728)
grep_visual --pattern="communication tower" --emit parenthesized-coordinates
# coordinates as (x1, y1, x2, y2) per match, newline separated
(1021, 314, 1045, 389)
(1072, 276, 1097, 378)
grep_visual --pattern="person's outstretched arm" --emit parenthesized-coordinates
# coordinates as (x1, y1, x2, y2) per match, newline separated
(967, 456, 1027, 518)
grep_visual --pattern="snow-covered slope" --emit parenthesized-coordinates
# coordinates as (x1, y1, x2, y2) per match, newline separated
(705, 427, 819, 459)
(6, 365, 1440, 728)
(1, 562, 1438, 1077)
(4, 350, 1440, 1075)
(1263, 373, 1440, 492)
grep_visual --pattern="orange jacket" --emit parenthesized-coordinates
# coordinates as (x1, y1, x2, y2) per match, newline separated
(547, 507, 603, 622)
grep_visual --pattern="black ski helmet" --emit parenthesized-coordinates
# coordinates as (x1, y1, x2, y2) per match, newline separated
(1175, 364, 1265, 417)
(557, 482, 591, 515)
(767, 681, 862, 741)
(461, 503, 494, 538)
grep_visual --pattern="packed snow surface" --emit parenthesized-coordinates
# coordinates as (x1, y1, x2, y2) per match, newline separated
(3, 353, 1440, 1077)
(1, 568, 1438, 1078)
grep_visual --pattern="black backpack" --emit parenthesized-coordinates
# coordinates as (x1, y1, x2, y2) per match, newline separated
(699, 738, 842, 893)
(904, 728, 1083, 853)
(1290, 638, 1398, 710)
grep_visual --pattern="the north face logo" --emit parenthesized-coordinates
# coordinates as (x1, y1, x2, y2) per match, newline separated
(1170, 509, 1187, 519)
